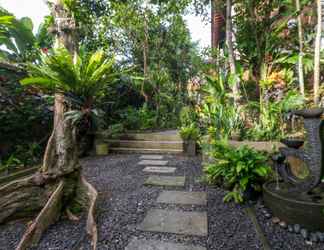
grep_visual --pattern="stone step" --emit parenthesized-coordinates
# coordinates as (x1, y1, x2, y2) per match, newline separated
(125, 238, 206, 250)
(110, 147, 183, 155)
(119, 131, 182, 141)
(107, 140, 184, 150)
(144, 175, 185, 187)
(140, 155, 164, 160)
(137, 209, 208, 236)
(98, 131, 182, 142)
(142, 166, 177, 174)
(157, 191, 207, 205)
(138, 160, 169, 166)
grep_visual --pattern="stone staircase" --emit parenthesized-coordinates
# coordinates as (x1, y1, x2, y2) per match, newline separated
(97, 130, 184, 154)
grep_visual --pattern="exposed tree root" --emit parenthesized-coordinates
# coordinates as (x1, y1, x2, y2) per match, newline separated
(16, 181, 64, 250)
(81, 176, 98, 250)
(0, 173, 50, 223)
(66, 207, 80, 221)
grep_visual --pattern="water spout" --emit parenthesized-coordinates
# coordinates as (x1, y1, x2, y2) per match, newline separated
(275, 164, 280, 190)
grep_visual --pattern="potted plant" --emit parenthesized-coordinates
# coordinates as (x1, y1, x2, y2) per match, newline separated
(179, 124, 199, 156)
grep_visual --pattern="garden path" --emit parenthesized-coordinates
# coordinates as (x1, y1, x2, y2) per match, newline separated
(125, 154, 207, 250)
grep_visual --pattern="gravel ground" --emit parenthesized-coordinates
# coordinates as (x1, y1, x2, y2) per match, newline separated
(0, 154, 207, 250)
(207, 187, 262, 250)
(255, 200, 324, 250)
(2, 153, 320, 250)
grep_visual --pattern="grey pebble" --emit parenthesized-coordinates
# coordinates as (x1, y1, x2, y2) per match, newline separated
(279, 221, 287, 229)
(294, 224, 301, 233)
(301, 229, 308, 239)
(288, 225, 293, 233)
(310, 233, 318, 243)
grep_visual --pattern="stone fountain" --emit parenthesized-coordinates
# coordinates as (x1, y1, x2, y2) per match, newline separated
(263, 108, 324, 231)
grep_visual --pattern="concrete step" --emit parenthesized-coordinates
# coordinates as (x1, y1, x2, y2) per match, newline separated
(110, 147, 183, 154)
(98, 132, 182, 142)
(106, 140, 184, 150)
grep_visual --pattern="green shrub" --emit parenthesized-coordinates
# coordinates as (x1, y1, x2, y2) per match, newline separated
(179, 124, 200, 141)
(103, 123, 125, 139)
(205, 139, 271, 203)
(180, 106, 198, 127)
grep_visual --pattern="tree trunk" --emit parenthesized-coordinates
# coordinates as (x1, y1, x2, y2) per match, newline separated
(314, 0, 322, 105)
(296, 0, 305, 97)
(225, 0, 240, 104)
(141, 4, 149, 103)
(211, 0, 224, 49)
(0, 1, 98, 249)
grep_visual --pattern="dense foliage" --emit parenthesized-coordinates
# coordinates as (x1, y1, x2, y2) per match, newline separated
(205, 140, 271, 203)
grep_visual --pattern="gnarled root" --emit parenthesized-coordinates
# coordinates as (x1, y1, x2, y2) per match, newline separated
(81, 176, 98, 250)
(0, 172, 99, 250)
(16, 181, 64, 250)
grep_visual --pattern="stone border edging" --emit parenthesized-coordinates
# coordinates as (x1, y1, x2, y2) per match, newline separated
(244, 206, 271, 250)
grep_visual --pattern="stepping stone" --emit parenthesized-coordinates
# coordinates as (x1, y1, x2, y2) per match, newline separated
(138, 209, 207, 236)
(143, 166, 176, 174)
(157, 191, 207, 205)
(144, 176, 185, 187)
(138, 160, 168, 166)
(125, 238, 206, 250)
(140, 155, 164, 160)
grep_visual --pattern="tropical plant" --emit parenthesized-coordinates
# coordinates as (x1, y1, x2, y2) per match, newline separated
(21, 47, 117, 129)
(198, 74, 243, 139)
(0, 7, 37, 62)
(179, 123, 200, 141)
(204, 139, 271, 203)
(246, 90, 305, 141)
(180, 106, 199, 127)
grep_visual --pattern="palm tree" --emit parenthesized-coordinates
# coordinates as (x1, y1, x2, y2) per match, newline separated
(0, 2, 117, 248)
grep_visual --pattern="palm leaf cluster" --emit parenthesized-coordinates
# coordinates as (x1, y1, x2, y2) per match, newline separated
(0, 7, 35, 61)
(21, 47, 117, 107)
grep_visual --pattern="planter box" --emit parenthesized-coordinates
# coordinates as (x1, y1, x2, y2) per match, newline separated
(95, 143, 109, 156)
(228, 140, 285, 153)
(184, 140, 196, 157)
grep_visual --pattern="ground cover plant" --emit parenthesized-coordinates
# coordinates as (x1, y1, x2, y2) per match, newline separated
(204, 139, 271, 203)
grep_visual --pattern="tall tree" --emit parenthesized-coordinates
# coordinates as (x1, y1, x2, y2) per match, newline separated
(225, 0, 240, 104)
(142, 0, 150, 102)
(211, 0, 223, 49)
(296, 0, 305, 97)
(314, 0, 322, 105)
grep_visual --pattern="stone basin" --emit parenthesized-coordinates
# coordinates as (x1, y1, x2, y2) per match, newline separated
(263, 181, 324, 231)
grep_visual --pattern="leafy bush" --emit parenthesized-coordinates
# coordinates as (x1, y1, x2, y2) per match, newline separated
(0, 67, 52, 166)
(205, 140, 271, 203)
(179, 124, 200, 141)
(245, 91, 305, 141)
(120, 105, 157, 131)
(103, 123, 125, 139)
(198, 75, 243, 139)
(180, 106, 198, 127)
